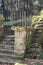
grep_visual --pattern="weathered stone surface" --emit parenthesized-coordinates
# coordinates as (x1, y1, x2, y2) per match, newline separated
(14, 27, 26, 55)
(23, 59, 43, 65)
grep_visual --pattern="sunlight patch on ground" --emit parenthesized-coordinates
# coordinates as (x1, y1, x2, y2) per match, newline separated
(15, 63, 27, 65)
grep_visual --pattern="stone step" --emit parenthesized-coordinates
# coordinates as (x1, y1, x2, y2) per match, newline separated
(3, 37, 14, 41)
(38, 22, 43, 24)
(5, 42, 14, 45)
(3, 35, 14, 37)
(0, 41, 14, 45)
(0, 50, 14, 54)
(36, 27, 43, 29)
(37, 23, 43, 25)
(34, 32, 42, 34)
(32, 37, 38, 39)
(30, 48, 41, 52)
(32, 40, 38, 43)
(37, 25, 43, 27)
(0, 58, 22, 63)
(34, 29, 43, 33)
(0, 46, 14, 50)
(0, 52, 24, 58)
(34, 22, 43, 24)
(0, 49, 14, 52)
(32, 34, 40, 37)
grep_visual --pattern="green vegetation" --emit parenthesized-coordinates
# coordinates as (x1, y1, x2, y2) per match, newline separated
(31, 10, 43, 25)
(35, 62, 42, 65)
(25, 38, 31, 54)
(24, 28, 32, 58)
(38, 52, 43, 59)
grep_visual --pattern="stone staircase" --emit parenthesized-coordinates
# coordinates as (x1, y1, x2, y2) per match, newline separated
(32, 29, 42, 48)
(0, 35, 15, 62)
(30, 20, 43, 58)
(0, 28, 22, 63)
(32, 20, 43, 49)
(32, 20, 43, 46)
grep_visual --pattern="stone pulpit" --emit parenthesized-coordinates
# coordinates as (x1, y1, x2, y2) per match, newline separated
(11, 26, 26, 58)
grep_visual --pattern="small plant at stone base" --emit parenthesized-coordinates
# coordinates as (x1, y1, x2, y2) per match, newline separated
(24, 37, 32, 58)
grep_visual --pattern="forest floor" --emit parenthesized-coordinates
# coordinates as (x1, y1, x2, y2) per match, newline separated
(23, 58, 43, 65)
